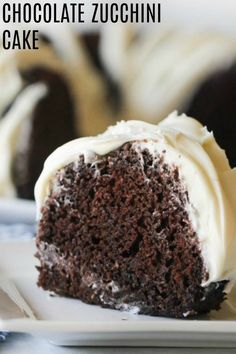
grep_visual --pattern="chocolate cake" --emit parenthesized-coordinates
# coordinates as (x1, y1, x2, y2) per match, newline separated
(0, 41, 79, 199)
(0, 27, 116, 199)
(11, 67, 77, 200)
(35, 112, 236, 318)
(187, 63, 236, 167)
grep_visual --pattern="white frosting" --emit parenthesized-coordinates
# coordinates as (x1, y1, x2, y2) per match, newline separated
(0, 84, 47, 197)
(35, 112, 236, 286)
(100, 26, 236, 121)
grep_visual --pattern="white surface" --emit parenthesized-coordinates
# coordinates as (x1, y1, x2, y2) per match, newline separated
(0, 240, 236, 347)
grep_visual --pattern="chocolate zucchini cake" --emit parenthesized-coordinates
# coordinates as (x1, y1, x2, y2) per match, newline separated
(35, 112, 236, 318)
(0, 33, 78, 199)
(0, 27, 116, 199)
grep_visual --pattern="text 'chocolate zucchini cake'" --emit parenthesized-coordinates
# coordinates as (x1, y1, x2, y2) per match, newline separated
(35, 112, 236, 318)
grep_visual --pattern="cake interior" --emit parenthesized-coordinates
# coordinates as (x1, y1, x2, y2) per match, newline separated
(36, 142, 226, 318)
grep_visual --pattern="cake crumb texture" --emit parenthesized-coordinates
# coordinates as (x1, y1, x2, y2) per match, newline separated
(36, 142, 226, 318)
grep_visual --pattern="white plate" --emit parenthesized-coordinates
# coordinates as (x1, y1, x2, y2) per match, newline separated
(1, 240, 236, 347)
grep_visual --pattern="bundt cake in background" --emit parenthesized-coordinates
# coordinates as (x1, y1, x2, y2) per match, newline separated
(80, 32, 123, 118)
(0, 26, 117, 200)
(1, 24, 236, 200)
(99, 25, 236, 166)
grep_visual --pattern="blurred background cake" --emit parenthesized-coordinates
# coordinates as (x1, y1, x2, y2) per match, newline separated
(0, 26, 117, 199)
(99, 25, 236, 166)
(0, 20, 236, 200)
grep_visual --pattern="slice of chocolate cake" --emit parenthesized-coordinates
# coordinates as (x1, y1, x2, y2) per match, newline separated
(35, 112, 236, 318)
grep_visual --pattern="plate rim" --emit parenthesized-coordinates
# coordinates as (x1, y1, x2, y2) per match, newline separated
(1, 238, 236, 339)
(1, 318, 236, 334)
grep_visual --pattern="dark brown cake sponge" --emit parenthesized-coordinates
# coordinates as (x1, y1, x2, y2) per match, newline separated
(36, 142, 227, 318)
